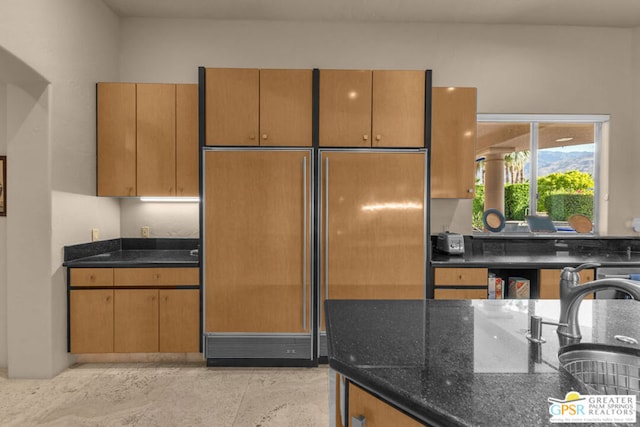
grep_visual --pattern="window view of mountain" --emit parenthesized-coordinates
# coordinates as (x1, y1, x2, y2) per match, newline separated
(523, 150, 594, 177)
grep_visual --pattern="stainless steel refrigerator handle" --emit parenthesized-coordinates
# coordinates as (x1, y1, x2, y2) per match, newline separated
(325, 157, 329, 301)
(302, 157, 307, 331)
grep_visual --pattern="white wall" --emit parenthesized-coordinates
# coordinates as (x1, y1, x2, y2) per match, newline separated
(120, 199, 199, 238)
(0, 0, 120, 377)
(118, 19, 638, 235)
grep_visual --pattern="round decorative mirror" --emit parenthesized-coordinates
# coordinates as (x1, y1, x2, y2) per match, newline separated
(482, 208, 505, 232)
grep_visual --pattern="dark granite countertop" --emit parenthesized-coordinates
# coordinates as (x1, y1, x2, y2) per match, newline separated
(63, 238, 199, 268)
(432, 236, 640, 268)
(64, 249, 199, 268)
(431, 252, 640, 268)
(325, 299, 640, 426)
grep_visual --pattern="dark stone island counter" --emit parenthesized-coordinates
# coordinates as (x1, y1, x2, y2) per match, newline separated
(325, 299, 640, 426)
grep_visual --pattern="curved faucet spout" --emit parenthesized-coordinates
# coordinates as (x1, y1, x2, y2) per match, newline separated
(558, 276, 640, 343)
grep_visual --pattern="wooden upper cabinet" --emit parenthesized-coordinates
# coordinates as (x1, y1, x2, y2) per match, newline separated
(320, 69, 426, 148)
(205, 68, 259, 146)
(97, 82, 199, 198)
(176, 84, 199, 196)
(319, 70, 372, 147)
(136, 84, 176, 196)
(97, 83, 136, 196)
(431, 87, 477, 199)
(259, 69, 312, 147)
(372, 70, 425, 148)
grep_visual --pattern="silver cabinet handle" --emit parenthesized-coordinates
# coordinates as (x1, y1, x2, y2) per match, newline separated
(302, 156, 307, 331)
(325, 156, 329, 301)
(351, 415, 367, 427)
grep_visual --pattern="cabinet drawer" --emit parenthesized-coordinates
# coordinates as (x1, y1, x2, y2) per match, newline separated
(70, 268, 114, 287)
(434, 268, 488, 286)
(434, 288, 487, 300)
(114, 268, 199, 287)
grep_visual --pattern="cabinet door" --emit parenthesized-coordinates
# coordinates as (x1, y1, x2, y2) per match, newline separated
(321, 151, 425, 328)
(260, 69, 312, 147)
(205, 68, 259, 146)
(70, 290, 114, 353)
(319, 70, 372, 147)
(176, 84, 199, 196)
(431, 87, 477, 198)
(205, 150, 311, 333)
(539, 269, 594, 299)
(434, 288, 487, 300)
(136, 84, 176, 196)
(159, 289, 200, 352)
(371, 70, 425, 148)
(97, 83, 136, 196)
(348, 384, 424, 427)
(114, 289, 159, 352)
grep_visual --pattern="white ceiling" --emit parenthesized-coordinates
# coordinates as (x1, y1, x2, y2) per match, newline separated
(102, 0, 640, 28)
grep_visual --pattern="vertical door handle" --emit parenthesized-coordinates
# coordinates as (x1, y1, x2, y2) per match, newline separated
(325, 157, 329, 301)
(302, 156, 307, 331)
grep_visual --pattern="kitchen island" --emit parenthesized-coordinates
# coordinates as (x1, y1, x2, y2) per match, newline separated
(325, 299, 640, 426)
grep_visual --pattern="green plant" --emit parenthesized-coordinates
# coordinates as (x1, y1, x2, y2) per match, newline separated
(505, 183, 529, 221)
(472, 184, 485, 230)
(544, 193, 593, 221)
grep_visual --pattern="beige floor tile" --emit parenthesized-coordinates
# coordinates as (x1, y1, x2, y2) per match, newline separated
(232, 367, 330, 427)
(0, 364, 330, 427)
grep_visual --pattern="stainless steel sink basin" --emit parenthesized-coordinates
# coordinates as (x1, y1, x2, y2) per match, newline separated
(558, 344, 640, 404)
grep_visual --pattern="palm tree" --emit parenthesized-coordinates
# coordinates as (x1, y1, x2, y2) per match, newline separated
(504, 150, 530, 183)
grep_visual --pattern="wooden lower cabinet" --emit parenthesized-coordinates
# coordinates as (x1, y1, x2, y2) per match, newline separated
(70, 290, 114, 353)
(539, 269, 594, 299)
(114, 289, 159, 353)
(69, 267, 200, 354)
(433, 267, 488, 300)
(348, 383, 424, 427)
(159, 289, 200, 352)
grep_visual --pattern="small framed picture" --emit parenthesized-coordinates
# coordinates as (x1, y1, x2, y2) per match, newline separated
(0, 156, 5, 216)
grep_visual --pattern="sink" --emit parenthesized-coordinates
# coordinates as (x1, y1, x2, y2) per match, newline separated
(558, 343, 640, 405)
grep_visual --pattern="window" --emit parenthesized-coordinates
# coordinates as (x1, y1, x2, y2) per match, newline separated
(474, 114, 608, 234)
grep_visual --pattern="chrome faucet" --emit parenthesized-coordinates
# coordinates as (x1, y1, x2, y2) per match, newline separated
(558, 263, 640, 344)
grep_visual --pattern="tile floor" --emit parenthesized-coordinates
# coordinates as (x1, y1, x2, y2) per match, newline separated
(0, 363, 330, 427)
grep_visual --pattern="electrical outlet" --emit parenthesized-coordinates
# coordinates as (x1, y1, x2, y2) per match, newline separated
(633, 218, 640, 232)
(141, 226, 150, 238)
(91, 228, 99, 242)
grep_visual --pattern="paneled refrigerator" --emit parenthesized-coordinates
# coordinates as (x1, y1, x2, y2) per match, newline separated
(319, 149, 427, 356)
(203, 148, 313, 365)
